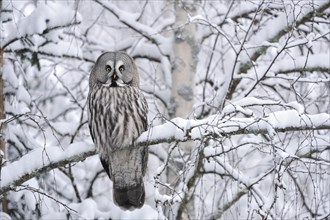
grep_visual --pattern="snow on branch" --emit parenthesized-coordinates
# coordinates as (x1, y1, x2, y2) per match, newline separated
(1, 2, 82, 49)
(0, 143, 95, 195)
(240, 53, 330, 82)
(1, 110, 329, 195)
(139, 110, 330, 143)
(94, 0, 171, 58)
(239, 1, 330, 74)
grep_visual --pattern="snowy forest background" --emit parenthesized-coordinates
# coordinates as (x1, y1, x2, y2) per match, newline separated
(0, 0, 329, 219)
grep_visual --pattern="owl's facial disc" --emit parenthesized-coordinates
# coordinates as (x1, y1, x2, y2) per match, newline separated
(103, 60, 126, 87)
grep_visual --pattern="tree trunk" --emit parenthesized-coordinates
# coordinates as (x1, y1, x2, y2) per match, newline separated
(171, 2, 197, 120)
(0, 0, 8, 213)
(0, 49, 4, 154)
(0, 42, 9, 216)
(171, 1, 198, 219)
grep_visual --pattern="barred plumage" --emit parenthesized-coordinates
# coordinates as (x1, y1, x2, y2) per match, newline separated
(87, 52, 148, 210)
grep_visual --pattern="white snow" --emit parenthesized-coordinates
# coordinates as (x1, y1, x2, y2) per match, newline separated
(154, 187, 172, 204)
(2, 64, 19, 88)
(0, 212, 11, 220)
(188, 14, 207, 23)
(1, 142, 95, 189)
(138, 111, 330, 144)
(1, 2, 82, 48)
(16, 86, 31, 104)
(267, 110, 330, 130)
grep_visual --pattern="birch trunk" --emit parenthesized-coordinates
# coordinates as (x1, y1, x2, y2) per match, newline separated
(171, 1, 198, 219)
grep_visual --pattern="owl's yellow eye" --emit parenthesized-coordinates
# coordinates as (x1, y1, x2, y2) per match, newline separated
(105, 65, 112, 72)
(119, 65, 125, 72)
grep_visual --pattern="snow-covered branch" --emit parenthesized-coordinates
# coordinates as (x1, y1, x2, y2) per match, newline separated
(140, 110, 330, 143)
(1, 3, 82, 49)
(238, 1, 330, 74)
(0, 143, 95, 195)
(94, 0, 171, 58)
(1, 110, 329, 196)
(239, 53, 330, 82)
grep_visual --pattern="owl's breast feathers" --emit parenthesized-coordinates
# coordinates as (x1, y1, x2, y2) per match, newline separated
(88, 84, 148, 152)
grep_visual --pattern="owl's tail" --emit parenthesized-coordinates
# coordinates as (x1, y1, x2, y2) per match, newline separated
(113, 182, 145, 210)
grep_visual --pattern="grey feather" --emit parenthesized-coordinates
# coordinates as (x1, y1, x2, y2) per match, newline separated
(87, 52, 148, 210)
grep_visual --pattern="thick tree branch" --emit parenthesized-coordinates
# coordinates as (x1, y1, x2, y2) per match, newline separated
(1, 111, 329, 195)
(0, 142, 95, 196)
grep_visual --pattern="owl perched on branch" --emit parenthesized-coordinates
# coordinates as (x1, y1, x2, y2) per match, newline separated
(87, 52, 148, 210)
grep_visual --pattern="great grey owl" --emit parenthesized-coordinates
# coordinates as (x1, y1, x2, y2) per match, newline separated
(87, 51, 148, 210)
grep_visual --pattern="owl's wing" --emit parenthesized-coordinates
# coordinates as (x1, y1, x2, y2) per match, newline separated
(100, 158, 112, 179)
(140, 93, 148, 131)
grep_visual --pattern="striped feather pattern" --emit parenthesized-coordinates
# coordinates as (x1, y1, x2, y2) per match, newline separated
(88, 84, 148, 154)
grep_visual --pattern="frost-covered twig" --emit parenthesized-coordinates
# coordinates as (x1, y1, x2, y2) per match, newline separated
(15, 185, 78, 214)
(211, 189, 248, 219)
(204, 157, 278, 219)
(287, 170, 320, 218)
(238, 1, 330, 74)
(227, 1, 330, 98)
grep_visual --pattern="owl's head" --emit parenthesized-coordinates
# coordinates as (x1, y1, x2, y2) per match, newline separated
(90, 52, 139, 88)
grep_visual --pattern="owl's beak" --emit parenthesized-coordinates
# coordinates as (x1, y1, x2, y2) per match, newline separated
(108, 71, 125, 87)
(111, 71, 118, 81)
